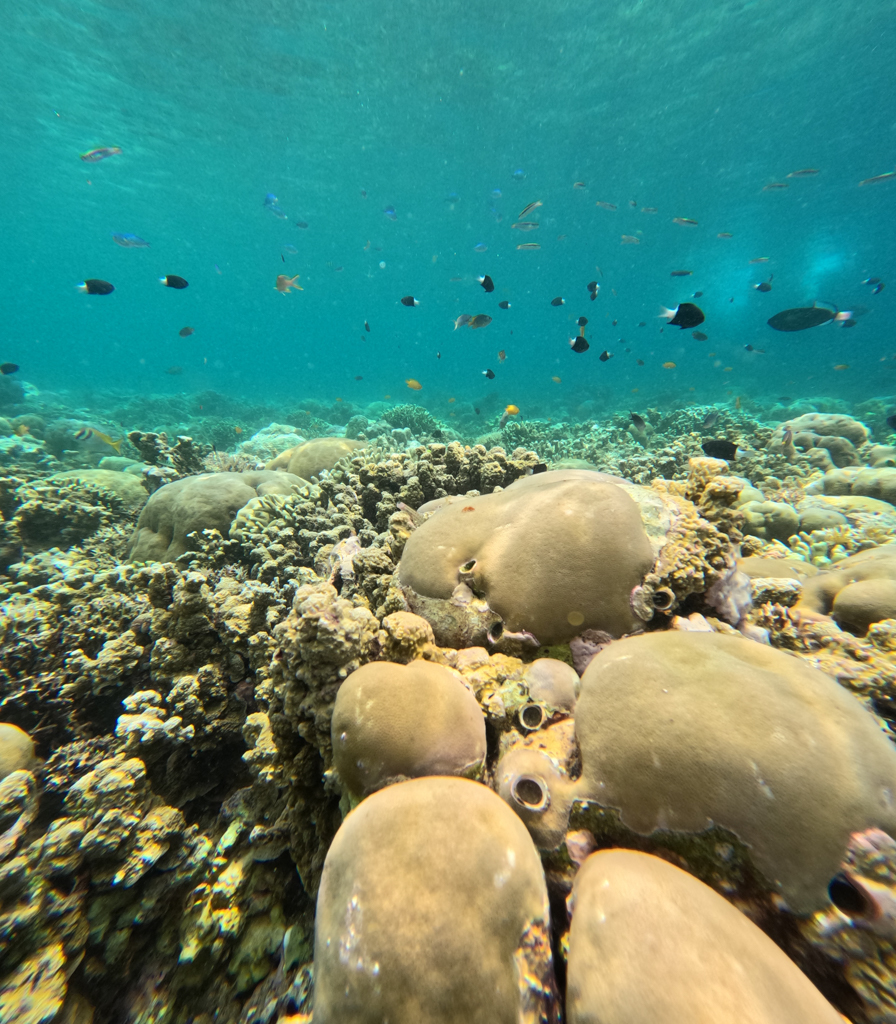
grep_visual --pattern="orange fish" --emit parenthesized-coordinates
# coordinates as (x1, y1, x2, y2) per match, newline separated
(234, 426, 243, 434)
(384, 394, 391, 399)
(275, 274, 303, 293)
(551, 376, 562, 383)
(405, 379, 422, 390)
(735, 396, 742, 410)
(833, 363, 850, 371)
(498, 350, 506, 362)
(662, 361, 676, 369)
(448, 397, 456, 403)
(504, 404, 520, 415)
(14, 424, 30, 436)
(631, 388, 639, 393)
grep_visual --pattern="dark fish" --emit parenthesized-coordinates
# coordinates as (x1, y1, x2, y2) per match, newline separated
(787, 168, 819, 177)
(160, 275, 189, 289)
(587, 281, 598, 292)
(469, 314, 492, 329)
(863, 277, 881, 285)
(518, 200, 543, 219)
(400, 295, 419, 306)
(841, 319, 858, 328)
(744, 344, 765, 352)
(532, 463, 548, 474)
(886, 414, 896, 431)
(636, 359, 645, 365)
(478, 274, 495, 292)
(364, 320, 371, 332)
(873, 283, 885, 294)
(354, 375, 363, 380)
(569, 337, 590, 353)
(474, 407, 481, 414)
(693, 291, 703, 297)
(859, 171, 896, 186)
(762, 182, 789, 190)
(692, 330, 708, 341)
(178, 327, 195, 338)
(577, 316, 588, 327)
(77, 278, 114, 295)
(702, 410, 720, 428)
(498, 300, 511, 309)
(0, 363, 19, 375)
(670, 270, 693, 277)
(702, 439, 738, 460)
(638, 321, 646, 327)
(166, 366, 183, 375)
(599, 350, 612, 361)
(630, 411, 646, 430)
(767, 305, 839, 331)
(661, 302, 704, 329)
(551, 297, 565, 306)
(295, 220, 309, 229)
(753, 274, 774, 292)
(612, 319, 618, 326)
(483, 369, 496, 379)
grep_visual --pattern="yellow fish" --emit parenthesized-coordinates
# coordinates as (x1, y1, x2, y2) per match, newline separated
(551, 376, 562, 383)
(833, 363, 850, 371)
(74, 426, 122, 453)
(275, 274, 303, 294)
(662, 361, 676, 369)
(405, 379, 423, 390)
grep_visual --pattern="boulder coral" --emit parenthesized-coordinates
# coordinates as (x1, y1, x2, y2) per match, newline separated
(399, 470, 655, 647)
(313, 776, 557, 1024)
(265, 437, 366, 480)
(0, 723, 36, 781)
(330, 660, 486, 802)
(566, 849, 843, 1024)
(126, 470, 305, 563)
(794, 544, 896, 633)
(574, 630, 896, 912)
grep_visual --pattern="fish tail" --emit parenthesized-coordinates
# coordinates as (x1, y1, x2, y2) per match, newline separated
(110, 438, 123, 454)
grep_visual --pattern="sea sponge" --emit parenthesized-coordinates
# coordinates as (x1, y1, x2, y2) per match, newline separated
(574, 630, 896, 912)
(0, 723, 37, 781)
(795, 544, 896, 632)
(739, 499, 800, 542)
(126, 470, 305, 563)
(566, 849, 843, 1024)
(265, 437, 365, 480)
(330, 661, 487, 802)
(399, 470, 655, 647)
(313, 776, 556, 1024)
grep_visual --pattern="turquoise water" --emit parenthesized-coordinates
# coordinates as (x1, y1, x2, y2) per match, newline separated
(2, 0, 894, 418)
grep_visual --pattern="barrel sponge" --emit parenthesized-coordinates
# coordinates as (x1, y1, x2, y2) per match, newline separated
(126, 470, 305, 563)
(399, 470, 655, 646)
(566, 849, 843, 1024)
(313, 776, 556, 1024)
(574, 631, 896, 913)
(0, 723, 37, 781)
(794, 544, 896, 630)
(265, 437, 365, 480)
(331, 661, 487, 801)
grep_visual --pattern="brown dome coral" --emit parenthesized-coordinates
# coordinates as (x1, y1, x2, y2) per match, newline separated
(398, 470, 655, 647)
(265, 437, 365, 480)
(794, 544, 896, 633)
(567, 849, 843, 1024)
(313, 776, 556, 1024)
(574, 630, 896, 912)
(330, 660, 486, 802)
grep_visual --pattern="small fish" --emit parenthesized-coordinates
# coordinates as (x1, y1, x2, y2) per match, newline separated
(636, 359, 644, 365)
(670, 270, 692, 277)
(859, 170, 896, 186)
(160, 275, 189, 289)
(112, 233, 150, 248)
(275, 274, 303, 294)
(717, 232, 733, 238)
(841, 319, 858, 328)
(587, 281, 598, 293)
(517, 243, 541, 250)
(0, 363, 19, 375)
(550, 297, 565, 306)
(599, 350, 612, 362)
(886, 413, 896, 431)
(448, 397, 456, 403)
(166, 366, 183, 375)
(692, 330, 708, 341)
(873, 283, 885, 294)
(483, 369, 496, 379)
(282, 244, 299, 255)
(178, 327, 195, 338)
(77, 279, 114, 295)
(512, 168, 526, 180)
(630, 412, 646, 430)
(295, 220, 309, 229)
(474, 242, 488, 253)
(498, 300, 511, 310)
(454, 314, 472, 330)
(595, 201, 617, 211)
(405, 378, 422, 390)
(863, 277, 881, 285)
(641, 207, 658, 213)
(660, 302, 704, 329)
(577, 316, 588, 327)
(743, 344, 765, 352)
(511, 221, 540, 231)
(436, 351, 441, 359)
(749, 257, 770, 264)
(551, 375, 562, 383)
(672, 217, 698, 226)
(768, 305, 846, 332)
(762, 182, 789, 190)
(662, 361, 676, 369)
(364, 320, 371, 332)
(80, 146, 122, 162)
(569, 337, 590, 353)
(14, 424, 29, 436)
(478, 274, 495, 292)
(355, 375, 363, 380)
(469, 314, 492, 329)
(234, 426, 243, 435)
(612, 319, 618, 326)
(702, 410, 720, 428)
(518, 200, 543, 219)
(629, 199, 637, 207)
(621, 235, 640, 244)
(787, 168, 819, 177)
(638, 321, 646, 327)
(504, 404, 520, 415)
(498, 350, 507, 362)
(573, 182, 587, 189)
(693, 291, 703, 298)
(753, 275, 774, 292)
(702, 439, 738, 460)
(833, 364, 850, 371)
(74, 427, 122, 453)
(383, 205, 398, 220)
(401, 295, 419, 306)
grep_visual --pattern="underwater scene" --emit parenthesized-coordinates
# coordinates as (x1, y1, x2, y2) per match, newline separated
(3, 0, 896, 1020)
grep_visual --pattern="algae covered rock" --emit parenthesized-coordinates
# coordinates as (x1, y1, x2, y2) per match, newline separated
(566, 849, 843, 1024)
(313, 776, 556, 1024)
(331, 660, 486, 802)
(575, 630, 896, 912)
(265, 437, 365, 480)
(126, 469, 305, 563)
(0, 723, 37, 781)
(399, 469, 655, 647)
